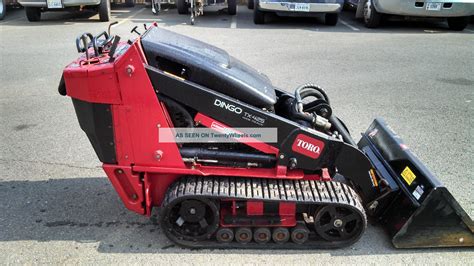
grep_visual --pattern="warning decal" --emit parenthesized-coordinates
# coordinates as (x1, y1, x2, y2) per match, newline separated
(401, 166, 416, 186)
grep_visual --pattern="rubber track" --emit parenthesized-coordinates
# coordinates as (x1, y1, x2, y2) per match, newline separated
(161, 176, 367, 249)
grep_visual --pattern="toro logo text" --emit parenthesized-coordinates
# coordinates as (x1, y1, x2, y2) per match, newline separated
(291, 134, 325, 159)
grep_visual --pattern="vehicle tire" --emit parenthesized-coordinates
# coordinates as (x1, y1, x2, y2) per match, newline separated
(0, 0, 6, 20)
(247, 0, 253, 10)
(253, 0, 265, 24)
(325, 13, 338, 26)
(447, 16, 468, 31)
(125, 0, 135, 7)
(363, 0, 381, 28)
(25, 7, 41, 22)
(228, 0, 236, 15)
(98, 0, 110, 21)
(177, 0, 188, 14)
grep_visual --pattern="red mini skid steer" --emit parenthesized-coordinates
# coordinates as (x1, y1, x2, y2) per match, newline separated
(59, 24, 473, 249)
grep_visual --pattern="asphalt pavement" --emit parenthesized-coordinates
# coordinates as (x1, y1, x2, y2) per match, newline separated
(0, 5, 473, 265)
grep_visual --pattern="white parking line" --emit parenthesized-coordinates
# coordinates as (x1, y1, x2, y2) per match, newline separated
(230, 6, 237, 29)
(339, 18, 360, 31)
(115, 7, 147, 26)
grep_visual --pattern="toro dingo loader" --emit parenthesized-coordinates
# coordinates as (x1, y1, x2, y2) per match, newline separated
(59, 24, 473, 249)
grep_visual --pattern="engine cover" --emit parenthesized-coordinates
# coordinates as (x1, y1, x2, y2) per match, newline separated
(141, 27, 277, 108)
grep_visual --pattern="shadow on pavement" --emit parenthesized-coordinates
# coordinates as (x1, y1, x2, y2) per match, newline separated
(0, 177, 472, 255)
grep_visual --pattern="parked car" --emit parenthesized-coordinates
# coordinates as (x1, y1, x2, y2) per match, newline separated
(353, 0, 474, 30)
(248, 0, 343, 25)
(1, 0, 6, 19)
(17, 0, 111, 22)
(1, 0, 20, 20)
(0, 0, 7, 20)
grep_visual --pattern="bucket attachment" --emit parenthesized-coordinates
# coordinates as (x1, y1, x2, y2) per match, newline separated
(358, 118, 473, 248)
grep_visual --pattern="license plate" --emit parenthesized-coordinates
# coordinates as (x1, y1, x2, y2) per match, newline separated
(288, 3, 310, 12)
(47, 0, 63, 9)
(426, 2, 441, 11)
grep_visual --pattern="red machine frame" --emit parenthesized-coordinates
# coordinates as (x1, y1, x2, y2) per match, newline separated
(63, 24, 326, 226)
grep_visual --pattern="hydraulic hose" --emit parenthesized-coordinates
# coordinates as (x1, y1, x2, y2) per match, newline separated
(295, 83, 330, 105)
(292, 84, 356, 146)
(329, 116, 357, 147)
(291, 83, 332, 127)
(291, 110, 314, 123)
(300, 90, 325, 104)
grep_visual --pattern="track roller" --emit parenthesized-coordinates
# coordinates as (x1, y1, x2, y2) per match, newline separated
(235, 227, 252, 244)
(272, 227, 290, 244)
(216, 228, 234, 243)
(291, 223, 310, 244)
(314, 205, 363, 242)
(253, 227, 271, 244)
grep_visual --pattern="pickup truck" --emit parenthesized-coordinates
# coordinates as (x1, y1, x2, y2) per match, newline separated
(353, 0, 474, 31)
(17, 0, 111, 21)
(248, 0, 344, 25)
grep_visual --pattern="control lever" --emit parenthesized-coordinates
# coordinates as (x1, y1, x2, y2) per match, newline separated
(108, 21, 118, 36)
(92, 31, 114, 56)
(131, 26, 141, 36)
(75, 33, 93, 53)
(75, 33, 94, 63)
(108, 36, 121, 63)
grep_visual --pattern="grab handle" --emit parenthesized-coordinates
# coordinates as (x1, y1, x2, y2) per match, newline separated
(75, 33, 94, 60)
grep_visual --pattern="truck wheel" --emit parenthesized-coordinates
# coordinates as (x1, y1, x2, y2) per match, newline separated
(125, 0, 135, 7)
(253, 0, 265, 24)
(177, 0, 188, 14)
(25, 7, 41, 22)
(325, 13, 338, 26)
(228, 0, 236, 15)
(98, 0, 110, 22)
(447, 17, 468, 31)
(247, 0, 253, 10)
(363, 0, 381, 28)
(0, 0, 6, 20)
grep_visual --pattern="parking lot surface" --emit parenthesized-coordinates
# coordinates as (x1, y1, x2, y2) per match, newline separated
(0, 5, 473, 265)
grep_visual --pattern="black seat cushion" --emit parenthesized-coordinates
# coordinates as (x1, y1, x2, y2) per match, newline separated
(141, 27, 276, 108)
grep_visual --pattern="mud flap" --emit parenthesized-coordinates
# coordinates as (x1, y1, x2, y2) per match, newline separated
(358, 118, 473, 248)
